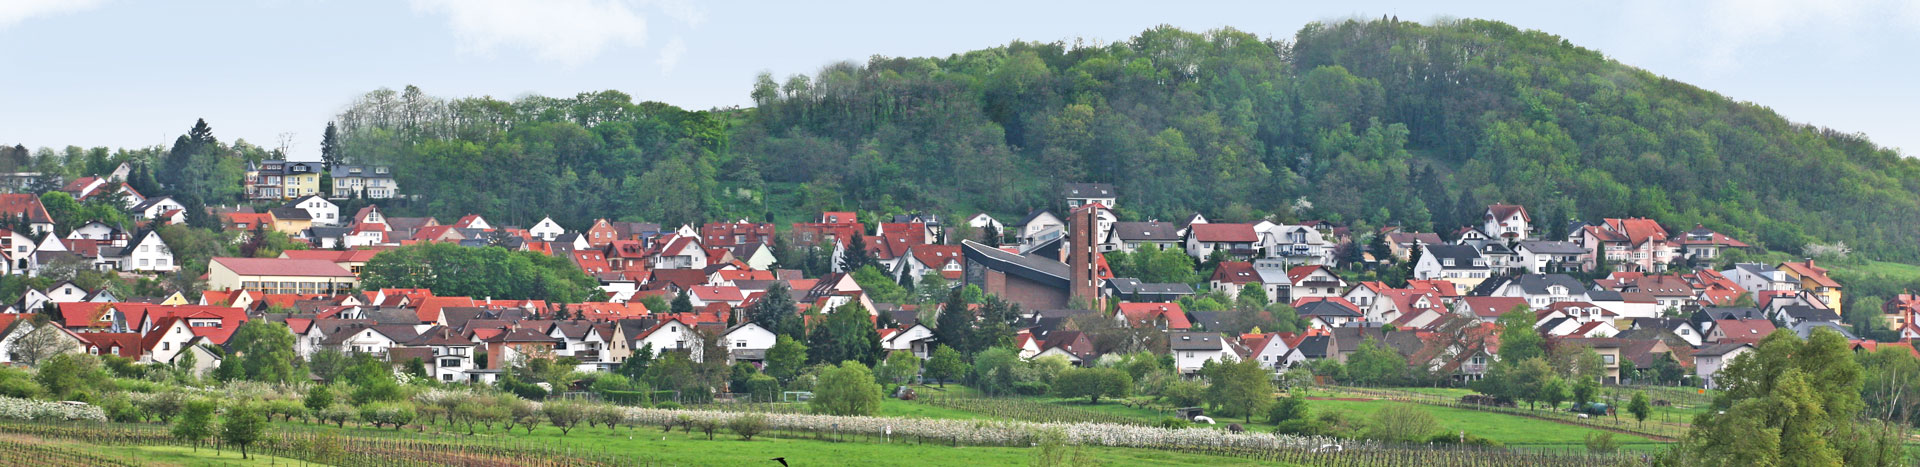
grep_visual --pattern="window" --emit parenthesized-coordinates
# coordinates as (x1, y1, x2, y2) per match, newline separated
(440, 358, 460, 367)
(1602, 355, 1617, 364)
(162, 342, 170, 350)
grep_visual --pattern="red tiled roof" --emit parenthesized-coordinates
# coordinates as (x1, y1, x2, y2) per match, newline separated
(415, 296, 474, 323)
(78, 332, 141, 359)
(212, 257, 355, 277)
(1458, 297, 1528, 318)
(1599, 218, 1669, 246)
(689, 286, 745, 302)
(57, 302, 116, 328)
(1116, 303, 1191, 330)
(0, 194, 52, 223)
(1486, 204, 1529, 224)
(1210, 261, 1260, 284)
(281, 249, 383, 263)
(1189, 223, 1258, 243)
(1779, 260, 1840, 289)
(1714, 319, 1776, 344)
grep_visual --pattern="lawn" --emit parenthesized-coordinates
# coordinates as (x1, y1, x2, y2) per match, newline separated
(272, 418, 1283, 467)
(1295, 397, 1666, 452)
(887, 384, 1680, 453)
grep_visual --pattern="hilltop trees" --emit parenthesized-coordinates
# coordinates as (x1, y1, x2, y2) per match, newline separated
(357, 242, 598, 302)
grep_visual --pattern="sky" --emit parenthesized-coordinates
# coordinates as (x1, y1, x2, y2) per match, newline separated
(2, 0, 1916, 161)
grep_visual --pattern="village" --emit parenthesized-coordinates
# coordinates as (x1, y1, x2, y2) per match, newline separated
(2, 162, 1912, 400)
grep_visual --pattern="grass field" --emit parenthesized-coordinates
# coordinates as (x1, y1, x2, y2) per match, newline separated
(277, 418, 1282, 467)
(1293, 397, 1664, 452)
(0, 435, 308, 466)
(881, 384, 1673, 454)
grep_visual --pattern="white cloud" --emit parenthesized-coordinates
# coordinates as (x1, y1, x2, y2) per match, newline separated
(655, 36, 686, 75)
(411, 0, 652, 66)
(0, 0, 106, 29)
(648, 0, 705, 27)
(1697, 0, 1914, 72)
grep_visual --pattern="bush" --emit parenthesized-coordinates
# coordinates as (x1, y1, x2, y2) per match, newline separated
(743, 374, 780, 403)
(1158, 379, 1205, 407)
(655, 401, 683, 410)
(1273, 418, 1328, 437)
(1012, 381, 1051, 396)
(1268, 394, 1309, 424)
(1363, 403, 1438, 443)
(1053, 367, 1132, 404)
(809, 362, 883, 416)
(1584, 432, 1619, 453)
(319, 404, 356, 427)
(729, 414, 768, 440)
(358, 402, 417, 430)
(1428, 432, 1502, 447)
(0, 367, 41, 399)
(1157, 417, 1191, 429)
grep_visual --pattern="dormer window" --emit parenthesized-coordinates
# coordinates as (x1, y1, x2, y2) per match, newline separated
(1443, 258, 1455, 266)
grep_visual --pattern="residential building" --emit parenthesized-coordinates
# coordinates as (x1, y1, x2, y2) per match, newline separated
(246, 160, 324, 200)
(207, 257, 358, 294)
(330, 164, 398, 199)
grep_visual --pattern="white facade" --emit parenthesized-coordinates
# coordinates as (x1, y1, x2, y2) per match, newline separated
(722, 323, 777, 362)
(118, 232, 176, 272)
(530, 217, 566, 241)
(289, 196, 341, 226)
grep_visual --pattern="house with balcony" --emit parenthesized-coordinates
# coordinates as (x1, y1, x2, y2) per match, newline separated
(330, 164, 399, 199)
(246, 160, 324, 200)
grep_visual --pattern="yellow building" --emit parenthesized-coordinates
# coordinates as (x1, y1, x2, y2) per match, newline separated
(246, 160, 324, 200)
(1779, 260, 1843, 316)
(208, 257, 358, 294)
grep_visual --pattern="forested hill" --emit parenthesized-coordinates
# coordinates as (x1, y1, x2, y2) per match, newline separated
(329, 18, 1920, 262)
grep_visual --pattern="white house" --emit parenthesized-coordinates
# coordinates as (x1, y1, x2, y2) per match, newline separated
(286, 195, 340, 226)
(131, 197, 188, 224)
(1170, 332, 1240, 374)
(721, 322, 777, 364)
(1693, 342, 1752, 389)
(1488, 274, 1591, 308)
(1015, 210, 1064, 246)
(1516, 240, 1590, 274)
(1412, 244, 1490, 295)
(68, 221, 121, 242)
(1483, 204, 1531, 241)
(108, 230, 175, 273)
(530, 217, 566, 242)
(633, 318, 703, 362)
(880, 323, 937, 359)
(1242, 333, 1303, 372)
(1722, 263, 1797, 294)
(1260, 224, 1337, 266)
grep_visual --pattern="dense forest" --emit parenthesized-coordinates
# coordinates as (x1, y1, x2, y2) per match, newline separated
(15, 18, 1920, 262)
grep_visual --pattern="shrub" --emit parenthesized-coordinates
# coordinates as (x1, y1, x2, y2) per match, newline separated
(655, 401, 683, 410)
(1053, 368, 1132, 404)
(809, 362, 883, 416)
(1584, 432, 1619, 453)
(1428, 432, 1502, 447)
(743, 374, 780, 403)
(319, 404, 356, 427)
(1362, 403, 1438, 443)
(0, 367, 41, 399)
(358, 402, 417, 430)
(543, 400, 589, 435)
(1157, 417, 1191, 430)
(1268, 394, 1310, 424)
(1158, 379, 1205, 407)
(729, 414, 768, 440)
(1012, 381, 1051, 396)
(694, 418, 720, 440)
